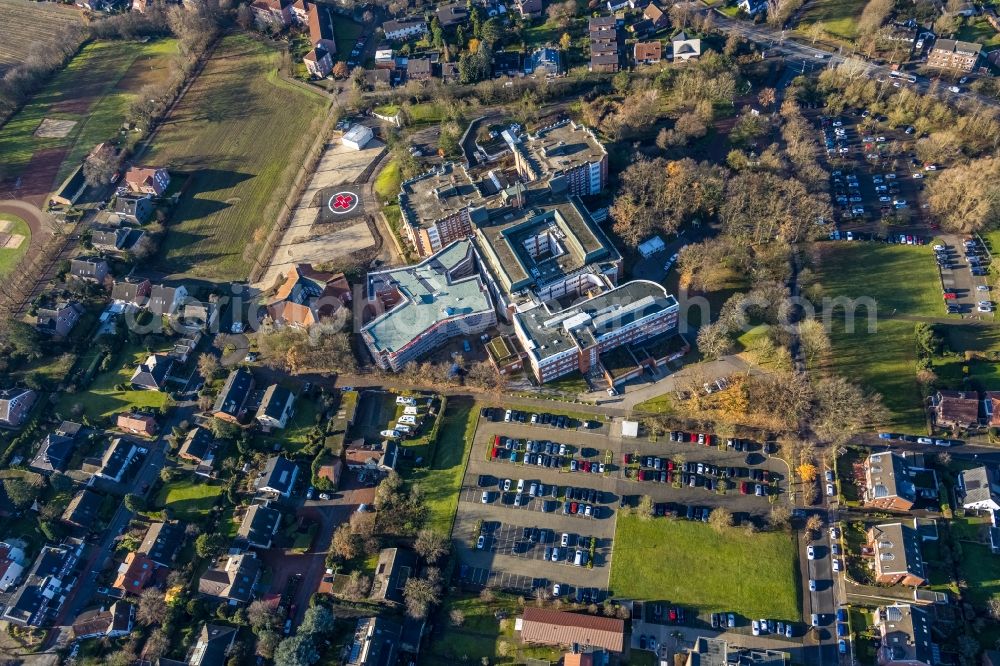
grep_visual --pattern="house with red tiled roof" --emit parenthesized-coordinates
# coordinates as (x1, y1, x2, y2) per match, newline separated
(266, 264, 351, 328)
(116, 412, 157, 437)
(124, 166, 170, 196)
(934, 390, 980, 429)
(307, 1, 337, 55)
(643, 3, 668, 29)
(634, 41, 662, 64)
(518, 608, 624, 653)
(250, 0, 294, 27)
(113, 552, 156, 595)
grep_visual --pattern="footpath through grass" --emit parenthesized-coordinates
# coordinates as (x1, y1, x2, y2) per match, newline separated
(409, 396, 479, 535)
(147, 35, 328, 281)
(610, 515, 801, 621)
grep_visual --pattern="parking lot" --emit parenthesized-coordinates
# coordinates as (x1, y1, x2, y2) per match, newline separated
(453, 409, 788, 599)
(937, 236, 994, 319)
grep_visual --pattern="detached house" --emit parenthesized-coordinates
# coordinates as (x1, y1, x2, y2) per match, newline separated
(407, 57, 433, 82)
(112, 195, 154, 224)
(671, 30, 701, 61)
(111, 277, 151, 307)
(266, 263, 351, 328)
(113, 551, 155, 595)
(256, 385, 295, 429)
(867, 521, 927, 587)
(36, 301, 83, 337)
(934, 390, 980, 429)
(304, 46, 333, 78)
(138, 521, 185, 567)
(370, 547, 416, 604)
(29, 421, 81, 474)
(515, 0, 543, 18)
(643, 3, 668, 29)
(70, 257, 109, 283)
(213, 368, 255, 424)
(957, 465, 1000, 511)
(383, 19, 428, 41)
(634, 41, 662, 65)
(116, 412, 157, 437)
(148, 284, 189, 316)
(130, 353, 173, 391)
(863, 451, 917, 512)
(179, 427, 217, 476)
(258, 456, 298, 497)
(72, 601, 133, 641)
(92, 226, 132, 252)
(436, 2, 467, 27)
(3, 542, 84, 627)
(94, 437, 139, 483)
(874, 604, 934, 666)
(0, 388, 37, 428)
(236, 504, 282, 549)
(189, 624, 238, 665)
(124, 166, 170, 196)
(62, 489, 104, 529)
(198, 552, 261, 604)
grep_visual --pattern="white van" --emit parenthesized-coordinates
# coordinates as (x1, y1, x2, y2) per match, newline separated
(394, 423, 412, 434)
(380, 429, 401, 439)
(395, 396, 416, 406)
(403, 406, 419, 416)
(398, 414, 417, 425)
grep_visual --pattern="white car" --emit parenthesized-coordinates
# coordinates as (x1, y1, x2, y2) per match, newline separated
(517, 479, 525, 492)
(979, 305, 993, 313)
(885, 173, 896, 179)
(552, 583, 561, 597)
(948, 85, 960, 93)
(826, 483, 835, 496)
(833, 558, 842, 572)
(978, 285, 990, 292)
(752, 620, 761, 636)
(912, 173, 923, 179)
(809, 579, 817, 592)
(807, 545, 815, 560)
(925, 164, 938, 171)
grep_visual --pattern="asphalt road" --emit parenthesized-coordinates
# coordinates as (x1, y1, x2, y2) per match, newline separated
(707, 10, 1000, 111)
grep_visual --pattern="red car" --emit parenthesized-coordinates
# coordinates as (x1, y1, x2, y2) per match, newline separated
(582, 461, 591, 472)
(944, 292, 957, 300)
(491, 447, 498, 459)
(623, 453, 632, 464)
(494, 435, 500, 447)
(687, 432, 697, 443)
(666, 460, 675, 471)
(668, 608, 678, 622)
(740, 481, 749, 495)
(570, 501, 579, 514)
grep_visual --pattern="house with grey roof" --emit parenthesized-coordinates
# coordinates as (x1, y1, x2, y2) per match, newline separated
(112, 195, 154, 224)
(370, 547, 416, 604)
(138, 522, 185, 567)
(236, 504, 282, 549)
(36, 301, 83, 337)
(213, 368, 255, 424)
(70, 257, 109, 283)
(257, 456, 299, 497)
(863, 452, 917, 512)
(958, 465, 1000, 511)
(0, 388, 37, 428)
(255, 385, 295, 429)
(866, 521, 927, 587)
(874, 604, 933, 666)
(198, 552, 260, 604)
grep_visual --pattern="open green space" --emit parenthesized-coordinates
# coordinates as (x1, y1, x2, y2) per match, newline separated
(817, 243, 942, 318)
(816, 242, 944, 430)
(0, 0, 83, 72)
(796, 0, 867, 41)
(255, 396, 319, 454)
(956, 18, 1000, 50)
(154, 476, 224, 521)
(424, 592, 561, 664)
(56, 342, 171, 421)
(0, 39, 179, 185)
(373, 158, 401, 201)
(609, 515, 801, 621)
(0, 214, 30, 279)
(409, 396, 479, 535)
(146, 35, 328, 280)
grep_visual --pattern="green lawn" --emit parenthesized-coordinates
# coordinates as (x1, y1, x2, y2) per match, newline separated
(146, 35, 328, 281)
(0, 39, 179, 187)
(634, 392, 673, 415)
(56, 342, 171, 422)
(957, 17, 1000, 49)
(255, 396, 319, 454)
(816, 242, 944, 430)
(817, 243, 942, 318)
(409, 396, 479, 535)
(155, 476, 224, 521)
(373, 158, 401, 201)
(0, 214, 30, 279)
(405, 102, 446, 125)
(796, 0, 867, 41)
(610, 515, 801, 621)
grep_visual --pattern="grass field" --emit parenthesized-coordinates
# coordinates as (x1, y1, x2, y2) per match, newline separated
(56, 342, 171, 421)
(0, 213, 30, 278)
(814, 242, 943, 430)
(796, 0, 867, 41)
(0, 0, 83, 73)
(145, 35, 328, 281)
(155, 476, 224, 521)
(409, 396, 479, 535)
(0, 39, 179, 190)
(255, 397, 319, 454)
(957, 17, 1000, 50)
(610, 515, 801, 621)
(373, 158, 401, 201)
